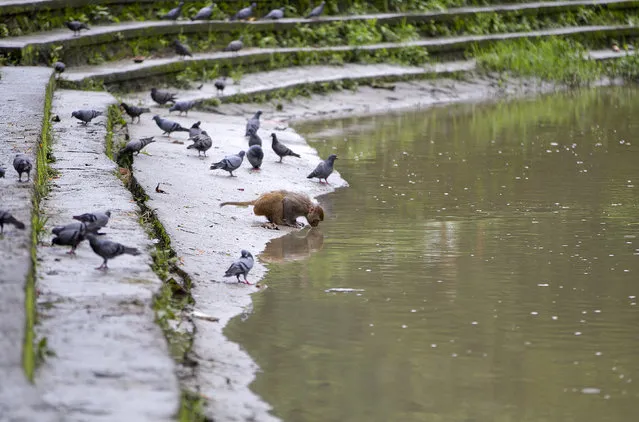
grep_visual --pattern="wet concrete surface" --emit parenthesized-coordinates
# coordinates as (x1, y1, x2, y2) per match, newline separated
(0, 67, 61, 422)
(34, 89, 180, 421)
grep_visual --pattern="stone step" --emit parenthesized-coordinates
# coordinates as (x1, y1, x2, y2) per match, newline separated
(62, 25, 639, 87)
(1, 0, 637, 58)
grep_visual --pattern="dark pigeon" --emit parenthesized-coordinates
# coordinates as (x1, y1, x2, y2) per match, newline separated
(189, 121, 203, 138)
(214, 77, 227, 95)
(117, 137, 156, 159)
(151, 88, 177, 105)
(72, 210, 111, 229)
(13, 154, 32, 182)
(65, 20, 89, 36)
(191, 3, 215, 20)
(245, 110, 262, 137)
(222, 36, 244, 53)
(0, 166, 5, 178)
(230, 3, 256, 21)
(160, 1, 184, 21)
(246, 145, 264, 170)
(51, 222, 94, 254)
(224, 249, 254, 284)
(248, 131, 262, 147)
(86, 233, 140, 270)
(173, 39, 192, 58)
(307, 154, 337, 184)
(120, 102, 150, 123)
(0, 210, 26, 234)
(210, 150, 245, 176)
(72, 109, 103, 125)
(169, 100, 198, 116)
(187, 131, 213, 157)
(152, 115, 190, 136)
(306, 1, 326, 19)
(53, 61, 65, 76)
(262, 7, 285, 20)
(271, 133, 301, 162)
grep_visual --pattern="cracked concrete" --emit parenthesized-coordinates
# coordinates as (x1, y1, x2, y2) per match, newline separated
(34, 89, 180, 421)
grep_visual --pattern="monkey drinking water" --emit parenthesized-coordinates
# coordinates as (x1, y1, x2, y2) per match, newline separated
(220, 190, 324, 229)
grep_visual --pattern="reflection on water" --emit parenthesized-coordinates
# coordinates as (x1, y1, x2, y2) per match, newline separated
(226, 87, 639, 422)
(260, 229, 324, 264)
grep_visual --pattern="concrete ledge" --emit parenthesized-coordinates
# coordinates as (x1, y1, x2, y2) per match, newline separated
(62, 25, 639, 87)
(34, 89, 180, 421)
(588, 48, 636, 60)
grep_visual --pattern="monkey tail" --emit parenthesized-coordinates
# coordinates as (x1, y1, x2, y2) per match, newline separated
(220, 200, 257, 208)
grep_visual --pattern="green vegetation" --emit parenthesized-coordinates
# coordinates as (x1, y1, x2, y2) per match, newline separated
(606, 50, 639, 81)
(475, 38, 602, 87)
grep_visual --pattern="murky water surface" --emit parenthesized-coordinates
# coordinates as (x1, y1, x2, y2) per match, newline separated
(226, 87, 639, 422)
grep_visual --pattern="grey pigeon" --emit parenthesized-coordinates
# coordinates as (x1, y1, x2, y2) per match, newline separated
(0, 210, 25, 234)
(262, 7, 285, 20)
(169, 100, 198, 116)
(307, 154, 337, 184)
(86, 233, 140, 270)
(65, 20, 89, 36)
(271, 133, 301, 162)
(151, 88, 177, 105)
(210, 150, 245, 176)
(120, 102, 150, 123)
(117, 137, 155, 159)
(248, 131, 262, 146)
(306, 1, 326, 19)
(224, 249, 254, 284)
(160, 1, 184, 21)
(53, 61, 65, 76)
(73, 210, 111, 229)
(173, 39, 192, 58)
(0, 166, 5, 178)
(192, 3, 215, 20)
(230, 3, 256, 21)
(51, 222, 93, 254)
(72, 109, 103, 125)
(187, 131, 213, 157)
(245, 110, 262, 137)
(222, 36, 244, 53)
(13, 154, 32, 182)
(246, 145, 264, 170)
(189, 121, 203, 137)
(152, 115, 190, 136)
(214, 77, 226, 95)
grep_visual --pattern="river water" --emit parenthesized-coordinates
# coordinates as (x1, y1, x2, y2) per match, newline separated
(226, 87, 639, 422)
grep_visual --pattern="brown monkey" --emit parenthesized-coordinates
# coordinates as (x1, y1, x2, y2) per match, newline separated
(220, 190, 324, 229)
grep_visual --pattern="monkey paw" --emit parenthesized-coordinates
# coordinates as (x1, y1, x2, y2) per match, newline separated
(261, 222, 280, 230)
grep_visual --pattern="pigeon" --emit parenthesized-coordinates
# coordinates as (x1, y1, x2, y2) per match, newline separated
(248, 131, 262, 146)
(189, 121, 203, 137)
(214, 77, 226, 95)
(151, 88, 177, 105)
(0, 210, 25, 234)
(224, 249, 254, 284)
(51, 222, 94, 254)
(210, 151, 245, 176)
(117, 137, 155, 159)
(72, 210, 111, 229)
(191, 3, 215, 20)
(152, 115, 190, 136)
(173, 39, 192, 58)
(72, 109, 103, 125)
(262, 7, 285, 20)
(245, 110, 262, 137)
(222, 36, 244, 53)
(271, 133, 300, 162)
(230, 3, 256, 21)
(53, 61, 65, 76)
(65, 20, 89, 36)
(306, 1, 326, 19)
(86, 233, 140, 270)
(0, 166, 5, 178)
(120, 102, 150, 123)
(13, 154, 32, 182)
(169, 100, 198, 116)
(307, 154, 337, 184)
(246, 145, 264, 170)
(187, 131, 213, 157)
(160, 1, 184, 21)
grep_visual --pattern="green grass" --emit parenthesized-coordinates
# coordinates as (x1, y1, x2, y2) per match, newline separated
(606, 50, 639, 81)
(474, 38, 602, 87)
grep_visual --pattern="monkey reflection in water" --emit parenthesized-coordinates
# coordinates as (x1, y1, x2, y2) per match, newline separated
(260, 228, 324, 264)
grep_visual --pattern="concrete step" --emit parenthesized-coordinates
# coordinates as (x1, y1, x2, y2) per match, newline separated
(1, 0, 637, 60)
(62, 25, 639, 88)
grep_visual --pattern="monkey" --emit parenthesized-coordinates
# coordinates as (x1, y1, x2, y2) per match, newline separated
(220, 190, 324, 229)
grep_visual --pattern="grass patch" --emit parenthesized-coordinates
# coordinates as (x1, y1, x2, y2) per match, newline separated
(606, 50, 639, 81)
(474, 38, 603, 87)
